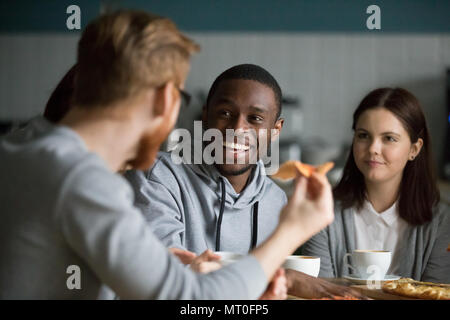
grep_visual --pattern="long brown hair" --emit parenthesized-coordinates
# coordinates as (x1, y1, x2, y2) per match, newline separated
(333, 88, 440, 225)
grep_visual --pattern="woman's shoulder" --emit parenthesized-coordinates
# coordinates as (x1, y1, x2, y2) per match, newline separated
(432, 201, 450, 224)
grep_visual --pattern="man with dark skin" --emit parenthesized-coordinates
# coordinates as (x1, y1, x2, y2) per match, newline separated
(203, 77, 282, 193)
(126, 64, 366, 299)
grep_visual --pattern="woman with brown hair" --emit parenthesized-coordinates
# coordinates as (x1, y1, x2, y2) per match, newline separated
(301, 87, 450, 283)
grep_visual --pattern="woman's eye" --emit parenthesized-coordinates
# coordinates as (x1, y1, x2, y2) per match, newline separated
(385, 136, 397, 142)
(356, 133, 368, 139)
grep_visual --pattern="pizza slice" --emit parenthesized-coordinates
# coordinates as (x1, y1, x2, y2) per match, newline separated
(382, 278, 450, 300)
(271, 160, 334, 180)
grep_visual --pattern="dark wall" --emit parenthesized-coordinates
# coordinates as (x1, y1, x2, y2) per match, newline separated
(1, 0, 450, 33)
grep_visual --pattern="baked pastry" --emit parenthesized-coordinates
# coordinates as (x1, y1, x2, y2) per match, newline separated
(382, 278, 450, 300)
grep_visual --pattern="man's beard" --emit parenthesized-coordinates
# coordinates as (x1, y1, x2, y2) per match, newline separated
(216, 163, 257, 176)
(201, 124, 267, 177)
(126, 122, 172, 171)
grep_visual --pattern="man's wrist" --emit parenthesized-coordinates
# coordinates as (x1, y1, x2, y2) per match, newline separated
(276, 219, 311, 249)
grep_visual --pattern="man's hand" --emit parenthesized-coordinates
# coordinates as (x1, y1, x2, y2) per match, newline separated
(250, 172, 335, 285)
(259, 268, 288, 300)
(169, 247, 197, 265)
(187, 250, 288, 300)
(171, 248, 222, 273)
(278, 173, 334, 242)
(189, 249, 222, 273)
(285, 269, 368, 300)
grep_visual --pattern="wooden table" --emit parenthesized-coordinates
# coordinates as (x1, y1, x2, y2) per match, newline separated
(288, 277, 418, 300)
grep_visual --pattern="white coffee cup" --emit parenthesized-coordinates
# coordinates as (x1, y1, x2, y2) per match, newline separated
(343, 250, 391, 280)
(214, 251, 243, 266)
(282, 255, 321, 277)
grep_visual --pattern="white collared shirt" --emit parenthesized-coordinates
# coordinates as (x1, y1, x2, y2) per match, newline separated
(353, 200, 409, 275)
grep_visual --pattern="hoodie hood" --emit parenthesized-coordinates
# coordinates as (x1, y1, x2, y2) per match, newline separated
(188, 161, 267, 210)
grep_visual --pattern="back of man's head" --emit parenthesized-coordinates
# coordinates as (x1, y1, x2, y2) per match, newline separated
(206, 64, 282, 119)
(73, 10, 199, 108)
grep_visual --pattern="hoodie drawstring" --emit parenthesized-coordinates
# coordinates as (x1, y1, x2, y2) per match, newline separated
(215, 179, 226, 251)
(215, 178, 259, 252)
(251, 201, 258, 250)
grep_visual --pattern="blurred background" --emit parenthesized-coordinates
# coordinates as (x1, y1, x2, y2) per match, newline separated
(0, 0, 449, 200)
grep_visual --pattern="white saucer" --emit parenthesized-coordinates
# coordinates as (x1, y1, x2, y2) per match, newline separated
(343, 274, 401, 285)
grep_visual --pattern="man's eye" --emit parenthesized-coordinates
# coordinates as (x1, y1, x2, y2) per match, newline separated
(250, 115, 263, 122)
(219, 110, 231, 117)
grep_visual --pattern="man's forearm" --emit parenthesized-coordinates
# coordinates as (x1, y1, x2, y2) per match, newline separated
(250, 222, 310, 281)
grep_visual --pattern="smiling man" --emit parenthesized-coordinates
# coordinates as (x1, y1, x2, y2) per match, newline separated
(203, 65, 283, 193)
(126, 64, 286, 255)
(125, 64, 365, 299)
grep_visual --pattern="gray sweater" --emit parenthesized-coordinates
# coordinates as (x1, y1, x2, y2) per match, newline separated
(125, 152, 287, 255)
(300, 202, 450, 283)
(0, 117, 267, 299)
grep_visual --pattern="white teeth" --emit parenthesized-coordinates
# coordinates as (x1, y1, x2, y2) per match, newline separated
(223, 141, 250, 151)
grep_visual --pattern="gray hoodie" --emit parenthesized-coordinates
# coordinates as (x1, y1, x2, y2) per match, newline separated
(125, 152, 287, 255)
(0, 117, 267, 299)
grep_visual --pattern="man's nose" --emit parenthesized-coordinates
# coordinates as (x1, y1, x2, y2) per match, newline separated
(229, 115, 249, 131)
(224, 115, 252, 144)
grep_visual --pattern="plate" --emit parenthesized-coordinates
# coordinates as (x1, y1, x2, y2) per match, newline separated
(343, 274, 401, 285)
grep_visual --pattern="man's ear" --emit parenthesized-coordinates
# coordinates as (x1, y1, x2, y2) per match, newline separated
(271, 118, 284, 141)
(153, 82, 176, 118)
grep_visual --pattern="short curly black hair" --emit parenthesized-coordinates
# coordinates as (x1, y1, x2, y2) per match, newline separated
(206, 64, 282, 119)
